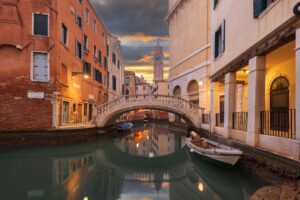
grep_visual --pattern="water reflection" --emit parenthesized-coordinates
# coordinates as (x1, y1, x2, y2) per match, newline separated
(0, 122, 266, 200)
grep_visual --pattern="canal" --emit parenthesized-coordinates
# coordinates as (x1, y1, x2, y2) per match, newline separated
(0, 122, 267, 200)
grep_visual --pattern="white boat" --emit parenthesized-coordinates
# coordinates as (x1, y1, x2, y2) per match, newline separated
(186, 132, 243, 166)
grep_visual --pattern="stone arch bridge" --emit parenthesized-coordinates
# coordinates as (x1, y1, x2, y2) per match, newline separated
(95, 95, 203, 128)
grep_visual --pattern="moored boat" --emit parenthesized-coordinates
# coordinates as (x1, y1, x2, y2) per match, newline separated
(117, 123, 133, 132)
(186, 132, 243, 166)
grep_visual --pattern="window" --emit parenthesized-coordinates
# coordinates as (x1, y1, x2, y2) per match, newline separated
(76, 40, 82, 59)
(32, 52, 49, 82)
(214, 20, 225, 59)
(84, 34, 88, 51)
(78, 0, 82, 4)
(213, 0, 219, 9)
(104, 56, 108, 69)
(253, 0, 275, 18)
(102, 33, 105, 45)
(112, 76, 117, 91)
(107, 45, 109, 56)
(107, 72, 110, 87)
(112, 53, 116, 64)
(94, 69, 102, 83)
(93, 20, 97, 33)
(98, 50, 102, 64)
(61, 24, 68, 45)
(117, 60, 120, 69)
(83, 61, 91, 76)
(94, 45, 97, 60)
(33, 13, 48, 36)
(85, 7, 90, 23)
(61, 64, 68, 85)
(76, 13, 82, 29)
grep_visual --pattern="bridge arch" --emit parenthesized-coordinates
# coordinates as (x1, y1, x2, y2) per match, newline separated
(95, 95, 203, 128)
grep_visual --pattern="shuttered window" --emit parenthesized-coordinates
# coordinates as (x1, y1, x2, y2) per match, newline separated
(213, 0, 219, 9)
(214, 20, 225, 59)
(32, 52, 49, 82)
(93, 69, 102, 83)
(98, 50, 102, 64)
(61, 24, 68, 45)
(33, 14, 48, 36)
(253, 0, 274, 18)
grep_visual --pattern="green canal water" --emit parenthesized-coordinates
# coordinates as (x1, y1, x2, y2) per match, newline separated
(0, 122, 267, 200)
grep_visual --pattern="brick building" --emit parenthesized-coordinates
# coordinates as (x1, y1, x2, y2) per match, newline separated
(0, 0, 108, 131)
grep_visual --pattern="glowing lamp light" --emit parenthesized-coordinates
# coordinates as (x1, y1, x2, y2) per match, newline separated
(199, 81, 204, 87)
(83, 197, 89, 200)
(84, 74, 89, 79)
(198, 182, 204, 192)
(136, 143, 139, 148)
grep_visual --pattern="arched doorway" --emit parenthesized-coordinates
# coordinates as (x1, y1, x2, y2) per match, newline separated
(173, 86, 181, 97)
(187, 80, 199, 106)
(270, 76, 289, 131)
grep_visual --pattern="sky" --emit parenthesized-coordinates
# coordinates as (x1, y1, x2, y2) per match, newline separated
(90, 0, 169, 83)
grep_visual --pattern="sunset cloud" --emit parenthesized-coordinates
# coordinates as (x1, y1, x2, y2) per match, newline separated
(125, 65, 169, 83)
(120, 32, 169, 43)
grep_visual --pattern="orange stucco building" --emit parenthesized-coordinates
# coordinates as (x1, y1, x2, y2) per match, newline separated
(0, 0, 108, 131)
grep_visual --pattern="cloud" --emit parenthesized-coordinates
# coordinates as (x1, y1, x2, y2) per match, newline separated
(90, 0, 169, 79)
(125, 65, 169, 83)
(120, 32, 169, 43)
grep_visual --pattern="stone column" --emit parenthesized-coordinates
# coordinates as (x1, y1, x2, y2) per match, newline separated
(247, 56, 266, 146)
(224, 72, 236, 138)
(210, 81, 220, 133)
(296, 29, 300, 141)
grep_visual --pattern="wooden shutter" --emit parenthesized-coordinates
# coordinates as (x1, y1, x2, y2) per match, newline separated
(253, 0, 267, 18)
(221, 20, 225, 53)
(33, 53, 48, 81)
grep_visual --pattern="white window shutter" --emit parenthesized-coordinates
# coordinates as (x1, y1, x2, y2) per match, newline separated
(33, 53, 48, 81)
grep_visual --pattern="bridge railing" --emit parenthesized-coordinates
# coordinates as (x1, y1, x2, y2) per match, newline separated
(97, 94, 204, 115)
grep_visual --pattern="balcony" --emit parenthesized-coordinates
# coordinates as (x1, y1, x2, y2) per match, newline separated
(232, 112, 248, 132)
(201, 113, 210, 124)
(260, 109, 296, 139)
(216, 112, 224, 127)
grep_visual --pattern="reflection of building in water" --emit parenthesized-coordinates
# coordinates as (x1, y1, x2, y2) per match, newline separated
(0, 147, 124, 200)
(115, 123, 184, 157)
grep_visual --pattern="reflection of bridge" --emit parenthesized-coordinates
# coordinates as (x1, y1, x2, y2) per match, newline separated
(95, 95, 203, 128)
(98, 142, 194, 183)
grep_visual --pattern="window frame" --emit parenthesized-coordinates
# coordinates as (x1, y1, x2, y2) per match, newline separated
(31, 51, 50, 82)
(76, 40, 83, 59)
(61, 23, 68, 46)
(32, 13, 49, 37)
(214, 20, 225, 59)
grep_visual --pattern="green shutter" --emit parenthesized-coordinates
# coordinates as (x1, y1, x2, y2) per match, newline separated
(253, 0, 267, 18)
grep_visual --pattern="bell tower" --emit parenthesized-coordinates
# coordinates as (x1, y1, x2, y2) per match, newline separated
(153, 40, 164, 81)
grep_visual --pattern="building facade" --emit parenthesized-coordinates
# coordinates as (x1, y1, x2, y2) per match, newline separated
(206, 0, 300, 160)
(0, 0, 108, 131)
(166, 0, 211, 110)
(107, 33, 124, 101)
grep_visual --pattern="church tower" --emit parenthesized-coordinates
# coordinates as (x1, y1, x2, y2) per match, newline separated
(153, 41, 164, 81)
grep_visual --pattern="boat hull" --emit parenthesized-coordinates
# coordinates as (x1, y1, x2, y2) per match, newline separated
(186, 139, 242, 166)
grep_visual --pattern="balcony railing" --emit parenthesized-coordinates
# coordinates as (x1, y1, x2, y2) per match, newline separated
(260, 109, 296, 139)
(201, 113, 210, 124)
(216, 112, 224, 127)
(232, 112, 248, 132)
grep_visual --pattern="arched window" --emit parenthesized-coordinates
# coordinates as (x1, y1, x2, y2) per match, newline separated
(187, 80, 199, 106)
(270, 76, 289, 131)
(270, 76, 289, 110)
(173, 86, 181, 97)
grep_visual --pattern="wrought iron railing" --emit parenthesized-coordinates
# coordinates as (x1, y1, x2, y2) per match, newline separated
(201, 113, 210, 124)
(216, 112, 224, 127)
(260, 109, 296, 139)
(232, 112, 248, 131)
